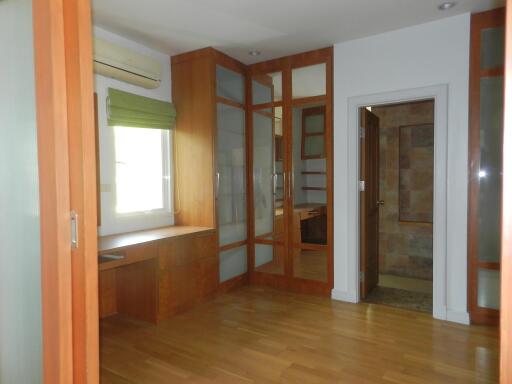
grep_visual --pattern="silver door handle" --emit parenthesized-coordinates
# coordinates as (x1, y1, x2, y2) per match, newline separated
(215, 172, 220, 198)
(377, 200, 385, 206)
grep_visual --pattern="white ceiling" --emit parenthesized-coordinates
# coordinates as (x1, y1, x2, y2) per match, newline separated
(92, 0, 504, 64)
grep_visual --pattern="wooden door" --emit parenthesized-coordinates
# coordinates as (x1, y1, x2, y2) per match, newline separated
(248, 48, 334, 296)
(501, 2, 512, 381)
(34, 0, 99, 382)
(360, 108, 380, 299)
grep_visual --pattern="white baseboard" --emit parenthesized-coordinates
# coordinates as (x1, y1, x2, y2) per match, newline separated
(331, 289, 358, 303)
(446, 309, 470, 325)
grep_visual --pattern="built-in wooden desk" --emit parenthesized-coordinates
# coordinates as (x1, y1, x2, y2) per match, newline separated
(98, 226, 217, 323)
(293, 203, 327, 246)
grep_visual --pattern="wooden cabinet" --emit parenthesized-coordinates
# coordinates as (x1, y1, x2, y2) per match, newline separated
(98, 227, 217, 323)
(172, 48, 249, 290)
(468, 8, 505, 325)
(248, 48, 334, 294)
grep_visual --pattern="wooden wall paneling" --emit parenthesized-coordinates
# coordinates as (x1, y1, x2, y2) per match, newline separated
(171, 52, 216, 227)
(501, 2, 512, 381)
(468, 8, 504, 325)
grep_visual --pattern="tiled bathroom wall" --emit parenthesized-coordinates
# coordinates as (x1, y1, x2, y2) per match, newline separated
(372, 100, 434, 281)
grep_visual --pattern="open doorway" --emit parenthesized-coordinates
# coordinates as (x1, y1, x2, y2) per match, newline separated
(359, 100, 434, 314)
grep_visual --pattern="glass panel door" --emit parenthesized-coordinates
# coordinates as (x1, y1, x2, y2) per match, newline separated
(216, 65, 247, 283)
(290, 64, 328, 282)
(253, 103, 285, 275)
(0, 0, 42, 381)
(469, 11, 504, 323)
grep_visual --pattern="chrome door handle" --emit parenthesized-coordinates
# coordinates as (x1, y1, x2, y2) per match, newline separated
(377, 200, 385, 206)
(215, 172, 220, 198)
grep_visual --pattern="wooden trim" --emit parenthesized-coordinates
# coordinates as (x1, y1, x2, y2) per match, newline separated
(302, 187, 326, 191)
(217, 273, 249, 294)
(301, 171, 326, 175)
(252, 101, 284, 110)
(216, 96, 245, 110)
(219, 240, 247, 252)
(292, 95, 327, 106)
(478, 262, 501, 270)
(33, 0, 74, 381)
(292, 243, 328, 251)
(501, 2, 512, 379)
(468, 7, 505, 325)
(481, 68, 505, 77)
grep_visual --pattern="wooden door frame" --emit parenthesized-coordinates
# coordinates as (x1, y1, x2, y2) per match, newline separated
(348, 85, 451, 321)
(501, 1, 512, 381)
(33, 0, 99, 382)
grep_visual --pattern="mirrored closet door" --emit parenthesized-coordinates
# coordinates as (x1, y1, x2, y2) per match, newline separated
(249, 49, 333, 294)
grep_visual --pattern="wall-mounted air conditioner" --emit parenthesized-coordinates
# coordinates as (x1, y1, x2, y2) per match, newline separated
(93, 37, 162, 89)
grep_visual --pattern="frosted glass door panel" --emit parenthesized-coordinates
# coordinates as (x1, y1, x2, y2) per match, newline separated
(216, 65, 245, 104)
(478, 77, 503, 263)
(292, 64, 326, 99)
(217, 103, 246, 245)
(0, 0, 42, 382)
(478, 269, 500, 309)
(220, 246, 247, 282)
(481, 27, 505, 70)
(255, 244, 284, 275)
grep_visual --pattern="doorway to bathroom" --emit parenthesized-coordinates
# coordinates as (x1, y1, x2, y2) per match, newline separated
(359, 99, 434, 314)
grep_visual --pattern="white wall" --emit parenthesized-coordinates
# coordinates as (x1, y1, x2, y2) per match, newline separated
(94, 26, 173, 236)
(332, 14, 470, 322)
(0, 0, 42, 382)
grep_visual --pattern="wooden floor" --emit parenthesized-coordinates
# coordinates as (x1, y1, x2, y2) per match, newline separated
(100, 286, 499, 384)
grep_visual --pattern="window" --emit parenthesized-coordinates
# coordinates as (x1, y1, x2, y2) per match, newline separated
(114, 126, 171, 215)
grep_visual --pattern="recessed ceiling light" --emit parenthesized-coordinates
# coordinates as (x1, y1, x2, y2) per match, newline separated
(438, 2, 456, 10)
(248, 50, 261, 56)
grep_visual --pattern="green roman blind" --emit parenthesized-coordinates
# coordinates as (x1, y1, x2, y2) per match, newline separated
(107, 88, 176, 129)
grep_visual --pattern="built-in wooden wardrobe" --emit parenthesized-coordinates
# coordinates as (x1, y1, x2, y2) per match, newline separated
(468, 8, 505, 325)
(172, 48, 249, 291)
(248, 48, 334, 295)
(171, 47, 333, 296)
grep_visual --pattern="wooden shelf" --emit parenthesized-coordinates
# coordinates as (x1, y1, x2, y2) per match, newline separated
(301, 171, 326, 175)
(302, 187, 326, 191)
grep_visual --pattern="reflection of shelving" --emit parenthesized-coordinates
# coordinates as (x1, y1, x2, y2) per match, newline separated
(302, 187, 326, 191)
(301, 171, 326, 175)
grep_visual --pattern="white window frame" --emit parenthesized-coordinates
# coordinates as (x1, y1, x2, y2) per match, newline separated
(113, 126, 172, 217)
